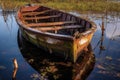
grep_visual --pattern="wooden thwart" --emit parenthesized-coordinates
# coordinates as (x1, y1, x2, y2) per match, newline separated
(24, 14, 61, 20)
(26, 21, 77, 27)
(33, 25, 83, 31)
(22, 9, 53, 16)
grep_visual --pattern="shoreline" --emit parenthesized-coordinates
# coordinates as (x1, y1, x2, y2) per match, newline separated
(0, 1, 120, 12)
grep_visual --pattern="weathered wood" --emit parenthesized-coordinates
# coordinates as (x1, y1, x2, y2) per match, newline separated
(33, 25, 83, 31)
(24, 14, 61, 20)
(26, 21, 77, 27)
(16, 4, 97, 63)
(22, 10, 53, 16)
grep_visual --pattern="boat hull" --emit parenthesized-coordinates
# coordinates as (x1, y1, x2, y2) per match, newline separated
(19, 26, 73, 60)
(19, 25, 94, 62)
(16, 4, 96, 62)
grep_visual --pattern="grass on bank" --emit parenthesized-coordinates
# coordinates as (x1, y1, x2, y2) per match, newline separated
(0, 0, 120, 13)
(0, 0, 28, 11)
(42, 1, 120, 13)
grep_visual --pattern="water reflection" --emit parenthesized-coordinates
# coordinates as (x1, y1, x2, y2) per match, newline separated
(0, 9, 120, 80)
(18, 30, 95, 80)
(0, 10, 39, 80)
(80, 12, 120, 80)
(99, 17, 105, 50)
(93, 16, 106, 54)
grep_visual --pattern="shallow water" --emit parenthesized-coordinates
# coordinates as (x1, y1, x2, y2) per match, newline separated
(0, 10, 120, 80)
(0, 11, 38, 80)
(82, 12, 120, 80)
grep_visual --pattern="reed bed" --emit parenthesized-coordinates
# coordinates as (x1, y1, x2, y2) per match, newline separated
(0, 0, 120, 13)
(0, 0, 27, 11)
(42, 1, 120, 13)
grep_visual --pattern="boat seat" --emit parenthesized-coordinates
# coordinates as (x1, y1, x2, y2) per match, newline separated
(26, 21, 77, 27)
(33, 25, 83, 31)
(24, 14, 61, 20)
(22, 10, 53, 16)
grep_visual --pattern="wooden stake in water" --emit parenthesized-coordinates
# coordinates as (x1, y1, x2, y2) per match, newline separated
(12, 58, 18, 80)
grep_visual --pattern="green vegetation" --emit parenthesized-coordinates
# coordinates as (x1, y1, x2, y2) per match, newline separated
(0, 0, 28, 11)
(0, 0, 120, 12)
(41, 1, 120, 13)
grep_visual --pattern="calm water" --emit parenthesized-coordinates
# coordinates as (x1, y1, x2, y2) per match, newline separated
(0, 10, 120, 80)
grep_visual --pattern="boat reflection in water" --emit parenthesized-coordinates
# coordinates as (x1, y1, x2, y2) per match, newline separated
(18, 30, 95, 80)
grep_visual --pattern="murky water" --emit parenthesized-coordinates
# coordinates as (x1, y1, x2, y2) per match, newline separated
(0, 10, 120, 80)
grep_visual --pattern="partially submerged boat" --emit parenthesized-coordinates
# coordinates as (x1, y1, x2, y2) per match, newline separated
(16, 4, 96, 62)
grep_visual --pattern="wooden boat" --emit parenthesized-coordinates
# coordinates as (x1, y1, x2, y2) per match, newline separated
(16, 4, 96, 62)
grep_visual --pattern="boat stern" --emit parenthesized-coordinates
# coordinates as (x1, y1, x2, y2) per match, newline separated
(73, 27, 96, 62)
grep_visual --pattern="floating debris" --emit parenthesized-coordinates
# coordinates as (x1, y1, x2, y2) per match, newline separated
(28, 59, 34, 64)
(98, 70, 110, 74)
(53, 75, 60, 80)
(111, 35, 120, 41)
(100, 46, 106, 50)
(96, 64, 105, 70)
(105, 56, 112, 61)
(46, 66, 58, 73)
(117, 59, 120, 61)
(0, 65, 6, 70)
(12, 58, 18, 80)
(116, 73, 120, 78)
(31, 73, 45, 80)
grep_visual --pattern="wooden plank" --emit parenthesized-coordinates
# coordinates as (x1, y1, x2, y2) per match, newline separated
(33, 25, 83, 31)
(22, 10, 53, 16)
(26, 21, 77, 27)
(24, 14, 61, 20)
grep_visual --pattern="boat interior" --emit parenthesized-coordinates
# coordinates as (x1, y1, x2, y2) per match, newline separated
(20, 5, 92, 36)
